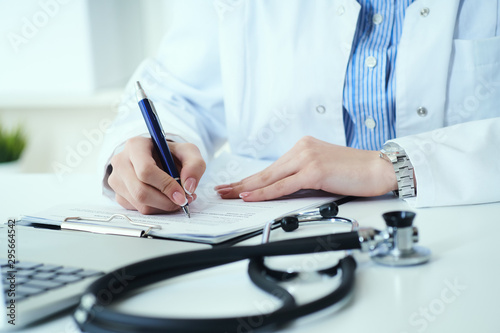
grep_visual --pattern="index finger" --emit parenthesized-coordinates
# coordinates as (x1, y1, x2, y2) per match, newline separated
(215, 154, 298, 199)
(238, 173, 305, 202)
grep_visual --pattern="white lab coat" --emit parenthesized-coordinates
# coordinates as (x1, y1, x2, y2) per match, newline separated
(100, 0, 500, 208)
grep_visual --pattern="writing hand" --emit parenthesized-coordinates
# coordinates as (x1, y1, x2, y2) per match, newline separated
(108, 136, 205, 214)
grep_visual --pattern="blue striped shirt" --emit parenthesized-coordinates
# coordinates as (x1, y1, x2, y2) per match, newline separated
(343, 0, 414, 150)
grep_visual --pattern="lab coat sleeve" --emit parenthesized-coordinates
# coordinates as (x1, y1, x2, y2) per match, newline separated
(392, 117, 500, 208)
(98, 1, 225, 197)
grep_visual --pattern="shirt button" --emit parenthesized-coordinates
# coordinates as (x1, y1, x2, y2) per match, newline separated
(316, 105, 326, 114)
(420, 7, 430, 17)
(365, 117, 376, 129)
(373, 13, 383, 25)
(365, 56, 377, 68)
(337, 5, 345, 16)
(417, 107, 428, 117)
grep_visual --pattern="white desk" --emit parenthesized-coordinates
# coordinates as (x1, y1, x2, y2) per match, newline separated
(1, 173, 499, 333)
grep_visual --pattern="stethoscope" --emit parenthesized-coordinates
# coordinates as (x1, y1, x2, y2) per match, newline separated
(74, 201, 431, 333)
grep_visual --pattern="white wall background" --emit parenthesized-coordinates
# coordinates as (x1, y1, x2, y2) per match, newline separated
(0, 0, 173, 175)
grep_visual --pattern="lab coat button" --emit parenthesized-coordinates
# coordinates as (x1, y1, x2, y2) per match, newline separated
(417, 107, 428, 117)
(420, 7, 430, 17)
(373, 13, 383, 25)
(365, 117, 376, 129)
(365, 56, 377, 68)
(337, 6, 345, 16)
(316, 105, 326, 114)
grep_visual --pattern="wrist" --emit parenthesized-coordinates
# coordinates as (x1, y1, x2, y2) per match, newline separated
(373, 152, 399, 194)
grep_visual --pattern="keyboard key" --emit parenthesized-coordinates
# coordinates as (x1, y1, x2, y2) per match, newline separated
(0, 259, 17, 267)
(5, 293, 29, 303)
(16, 285, 45, 297)
(14, 270, 36, 278)
(52, 274, 83, 284)
(24, 280, 64, 291)
(1, 266, 16, 274)
(57, 267, 83, 275)
(35, 264, 63, 272)
(77, 270, 104, 278)
(3, 277, 29, 286)
(15, 262, 44, 270)
(32, 272, 57, 280)
(9, 294, 29, 303)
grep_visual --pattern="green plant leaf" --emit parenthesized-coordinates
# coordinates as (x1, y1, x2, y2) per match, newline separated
(0, 124, 27, 163)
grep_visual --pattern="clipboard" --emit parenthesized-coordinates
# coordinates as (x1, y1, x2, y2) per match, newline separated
(17, 194, 355, 244)
(61, 214, 161, 238)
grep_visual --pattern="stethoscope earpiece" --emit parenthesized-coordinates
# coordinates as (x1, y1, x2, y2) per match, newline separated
(318, 202, 339, 218)
(280, 216, 299, 232)
(262, 201, 356, 244)
(278, 201, 340, 232)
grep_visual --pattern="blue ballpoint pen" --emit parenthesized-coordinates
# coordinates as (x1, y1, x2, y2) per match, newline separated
(135, 81, 191, 218)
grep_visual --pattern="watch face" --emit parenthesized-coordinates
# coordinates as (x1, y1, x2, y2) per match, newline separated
(383, 142, 401, 153)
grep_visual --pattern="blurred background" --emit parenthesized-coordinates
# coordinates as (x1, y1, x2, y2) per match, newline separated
(0, 0, 173, 175)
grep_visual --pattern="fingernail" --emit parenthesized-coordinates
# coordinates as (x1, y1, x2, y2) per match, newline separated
(183, 178, 197, 195)
(214, 184, 230, 190)
(217, 187, 233, 195)
(239, 192, 251, 199)
(173, 191, 188, 206)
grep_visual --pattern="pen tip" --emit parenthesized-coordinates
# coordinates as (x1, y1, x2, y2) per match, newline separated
(182, 205, 191, 218)
(136, 81, 142, 90)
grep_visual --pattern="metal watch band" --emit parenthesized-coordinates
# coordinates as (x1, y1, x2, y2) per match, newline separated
(379, 143, 416, 199)
(393, 155, 415, 198)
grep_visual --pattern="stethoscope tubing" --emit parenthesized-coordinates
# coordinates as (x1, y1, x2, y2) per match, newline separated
(87, 231, 360, 295)
(78, 232, 361, 332)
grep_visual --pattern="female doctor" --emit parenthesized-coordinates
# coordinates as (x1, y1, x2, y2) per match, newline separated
(100, 0, 500, 215)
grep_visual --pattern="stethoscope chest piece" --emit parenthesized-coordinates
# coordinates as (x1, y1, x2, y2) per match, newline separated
(370, 211, 431, 267)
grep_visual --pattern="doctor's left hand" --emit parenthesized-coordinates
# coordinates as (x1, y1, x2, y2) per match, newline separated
(215, 136, 399, 201)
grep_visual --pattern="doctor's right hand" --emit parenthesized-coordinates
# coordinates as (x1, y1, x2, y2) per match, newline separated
(107, 136, 206, 215)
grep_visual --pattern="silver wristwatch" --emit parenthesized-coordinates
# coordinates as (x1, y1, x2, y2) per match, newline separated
(379, 142, 416, 198)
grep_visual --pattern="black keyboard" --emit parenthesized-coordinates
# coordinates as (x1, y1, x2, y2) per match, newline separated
(1, 260, 103, 303)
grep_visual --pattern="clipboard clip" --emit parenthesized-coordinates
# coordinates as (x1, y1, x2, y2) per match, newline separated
(63, 214, 161, 238)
